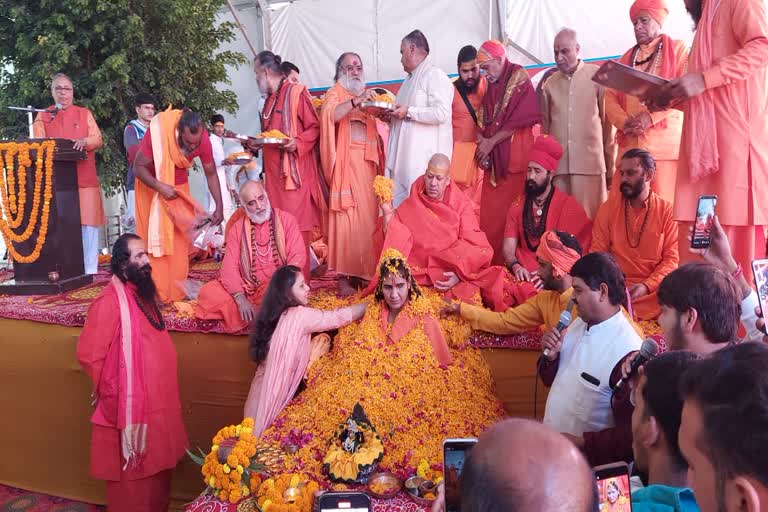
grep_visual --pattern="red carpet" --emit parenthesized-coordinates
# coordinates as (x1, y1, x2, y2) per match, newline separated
(0, 484, 104, 512)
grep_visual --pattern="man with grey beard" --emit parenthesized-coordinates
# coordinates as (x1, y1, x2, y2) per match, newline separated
(195, 180, 307, 333)
(319, 52, 386, 295)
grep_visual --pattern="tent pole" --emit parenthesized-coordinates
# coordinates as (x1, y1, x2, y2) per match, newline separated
(488, 0, 493, 39)
(256, 0, 273, 51)
(227, 0, 259, 58)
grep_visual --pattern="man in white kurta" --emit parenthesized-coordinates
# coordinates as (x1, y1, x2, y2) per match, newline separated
(209, 115, 235, 224)
(386, 30, 453, 207)
(538, 252, 641, 464)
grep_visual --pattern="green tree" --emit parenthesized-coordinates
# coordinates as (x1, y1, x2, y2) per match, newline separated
(0, 0, 248, 195)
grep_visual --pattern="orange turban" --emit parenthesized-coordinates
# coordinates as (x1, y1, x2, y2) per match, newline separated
(477, 40, 506, 63)
(528, 135, 563, 171)
(630, 0, 670, 26)
(536, 231, 581, 279)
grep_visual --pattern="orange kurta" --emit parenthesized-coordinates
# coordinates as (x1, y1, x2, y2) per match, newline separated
(375, 177, 536, 311)
(591, 191, 679, 320)
(605, 36, 689, 203)
(675, 0, 768, 274)
(450, 77, 487, 211)
(504, 188, 593, 272)
(195, 209, 306, 333)
(33, 105, 105, 226)
(319, 82, 383, 279)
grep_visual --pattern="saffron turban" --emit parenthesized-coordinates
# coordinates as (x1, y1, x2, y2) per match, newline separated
(536, 231, 581, 279)
(528, 135, 564, 172)
(477, 40, 506, 63)
(630, 0, 670, 26)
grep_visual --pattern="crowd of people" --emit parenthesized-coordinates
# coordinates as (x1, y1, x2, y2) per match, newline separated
(64, 0, 768, 510)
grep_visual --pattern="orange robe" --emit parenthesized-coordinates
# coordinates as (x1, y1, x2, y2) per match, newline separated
(450, 77, 487, 212)
(77, 280, 187, 510)
(319, 82, 384, 280)
(261, 81, 322, 278)
(195, 209, 306, 333)
(675, 0, 768, 276)
(33, 105, 105, 226)
(504, 188, 593, 272)
(135, 113, 213, 302)
(375, 177, 536, 311)
(591, 191, 679, 320)
(477, 61, 541, 265)
(605, 35, 689, 204)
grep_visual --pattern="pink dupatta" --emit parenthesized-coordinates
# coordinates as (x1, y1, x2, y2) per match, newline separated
(686, 0, 721, 181)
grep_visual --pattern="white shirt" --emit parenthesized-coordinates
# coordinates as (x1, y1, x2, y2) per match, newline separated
(386, 56, 453, 207)
(544, 310, 642, 436)
(741, 290, 764, 342)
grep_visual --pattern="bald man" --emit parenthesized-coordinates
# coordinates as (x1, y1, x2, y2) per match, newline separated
(374, 154, 536, 311)
(435, 419, 596, 512)
(195, 181, 307, 333)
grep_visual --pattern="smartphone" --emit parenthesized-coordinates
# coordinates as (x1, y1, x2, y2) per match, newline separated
(594, 462, 633, 511)
(443, 438, 478, 512)
(317, 491, 371, 512)
(691, 195, 717, 249)
(752, 259, 768, 319)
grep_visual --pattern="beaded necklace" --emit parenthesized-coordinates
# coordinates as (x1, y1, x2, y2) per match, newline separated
(522, 185, 555, 252)
(631, 39, 663, 74)
(132, 292, 166, 331)
(261, 78, 286, 122)
(624, 198, 652, 249)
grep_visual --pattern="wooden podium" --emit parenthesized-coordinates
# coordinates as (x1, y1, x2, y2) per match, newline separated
(0, 138, 94, 295)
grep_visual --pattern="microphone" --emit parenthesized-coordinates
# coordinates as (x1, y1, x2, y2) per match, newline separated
(49, 103, 62, 120)
(613, 337, 660, 392)
(543, 299, 574, 358)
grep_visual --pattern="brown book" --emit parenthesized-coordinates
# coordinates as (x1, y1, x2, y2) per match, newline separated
(591, 60, 668, 98)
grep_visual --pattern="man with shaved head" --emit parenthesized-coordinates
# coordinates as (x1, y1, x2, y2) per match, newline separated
(195, 180, 306, 332)
(462, 418, 596, 512)
(541, 28, 615, 219)
(374, 154, 536, 311)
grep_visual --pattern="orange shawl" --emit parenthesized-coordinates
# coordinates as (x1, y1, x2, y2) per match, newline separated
(319, 82, 383, 211)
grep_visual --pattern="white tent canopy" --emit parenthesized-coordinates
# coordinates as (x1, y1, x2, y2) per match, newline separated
(215, 0, 698, 134)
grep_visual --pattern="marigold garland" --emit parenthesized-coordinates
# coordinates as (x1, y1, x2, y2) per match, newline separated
(0, 140, 56, 263)
(373, 176, 394, 204)
(200, 417, 262, 503)
(257, 473, 320, 512)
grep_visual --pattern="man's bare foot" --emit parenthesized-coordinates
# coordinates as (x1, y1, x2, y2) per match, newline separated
(338, 276, 358, 296)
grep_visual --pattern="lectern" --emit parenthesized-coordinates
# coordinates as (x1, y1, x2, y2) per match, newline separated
(0, 138, 93, 294)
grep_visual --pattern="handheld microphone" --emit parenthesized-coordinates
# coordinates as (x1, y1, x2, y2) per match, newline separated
(543, 299, 574, 358)
(613, 337, 659, 392)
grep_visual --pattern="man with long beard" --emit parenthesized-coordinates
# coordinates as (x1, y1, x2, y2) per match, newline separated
(449, 45, 487, 213)
(319, 52, 385, 295)
(195, 181, 306, 333)
(503, 135, 592, 282)
(251, 51, 322, 279)
(77, 233, 187, 512)
(604, 0, 689, 204)
(649, 0, 768, 281)
(475, 40, 541, 265)
(591, 149, 678, 320)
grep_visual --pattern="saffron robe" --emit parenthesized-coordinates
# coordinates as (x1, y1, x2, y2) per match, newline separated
(477, 60, 541, 264)
(33, 105, 105, 226)
(77, 280, 187, 482)
(375, 177, 536, 312)
(504, 188, 593, 272)
(195, 209, 306, 333)
(320, 82, 384, 279)
(591, 191, 679, 320)
(605, 35, 689, 204)
(450, 77, 487, 212)
(675, 0, 768, 276)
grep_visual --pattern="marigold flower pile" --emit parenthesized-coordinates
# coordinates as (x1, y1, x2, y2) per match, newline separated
(373, 176, 394, 204)
(261, 286, 504, 482)
(201, 418, 261, 503)
(257, 473, 320, 512)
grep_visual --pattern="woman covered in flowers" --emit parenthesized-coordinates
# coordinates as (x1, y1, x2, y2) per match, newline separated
(244, 265, 368, 436)
(258, 249, 505, 480)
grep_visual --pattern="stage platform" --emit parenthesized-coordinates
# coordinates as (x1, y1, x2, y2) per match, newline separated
(0, 261, 561, 510)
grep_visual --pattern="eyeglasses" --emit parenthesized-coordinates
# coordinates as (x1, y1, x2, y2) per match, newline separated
(54, 86, 73, 92)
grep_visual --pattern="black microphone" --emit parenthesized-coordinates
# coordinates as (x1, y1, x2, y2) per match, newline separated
(543, 299, 574, 358)
(613, 337, 659, 392)
(49, 103, 62, 120)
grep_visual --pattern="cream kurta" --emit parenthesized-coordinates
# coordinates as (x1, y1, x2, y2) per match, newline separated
(386, 56, 453, 206)
(541, 61, 614, 218)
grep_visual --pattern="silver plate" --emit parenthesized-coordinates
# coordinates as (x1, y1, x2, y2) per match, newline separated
(360, 101, 395, 112)
(253, 137, 289, 145)
(228, 157, 253, 165)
